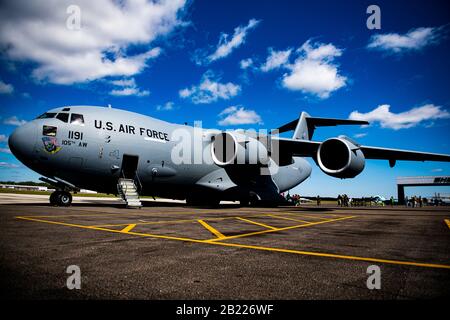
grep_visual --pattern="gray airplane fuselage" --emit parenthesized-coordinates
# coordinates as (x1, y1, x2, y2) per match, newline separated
(8, 106, 311, 201)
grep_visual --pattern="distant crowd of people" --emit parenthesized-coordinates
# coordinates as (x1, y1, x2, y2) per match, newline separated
(405, 195, 425, 208)
(337, 194, 350, 207)
(281, 192, 441, 207)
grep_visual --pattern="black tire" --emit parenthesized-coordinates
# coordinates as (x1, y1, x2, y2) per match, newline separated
(206, 198, 220, 208)
(239, 198, 250, 207)
(249, 195, 259, 207)
(49, 191, 60, 206)
(186, 196, 220, 208)
(57, 191, 72, 206)
(185, 196, 194, 206)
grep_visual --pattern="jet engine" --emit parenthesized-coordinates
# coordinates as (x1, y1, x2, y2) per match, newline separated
(316, 137, 365, 178)
(211, 132, 269, 166)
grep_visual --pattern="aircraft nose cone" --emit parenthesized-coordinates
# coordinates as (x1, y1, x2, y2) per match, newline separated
(8, 122, 37, 163)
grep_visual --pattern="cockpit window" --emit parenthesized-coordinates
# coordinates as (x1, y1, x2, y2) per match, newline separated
(70, 113, 84, 125)
(56, 112, 69, 123)
(36, 112, 57, 119)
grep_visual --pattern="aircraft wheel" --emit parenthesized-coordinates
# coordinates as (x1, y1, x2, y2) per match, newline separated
(49, 191, 59, 206)
(185, 197, 194, 206)
(239, 198, 250, 207)
(249, 194, 259, 207)
(186, 196, 219, 208)
(207, 198, 220, 208)
(57, 191, 72, 206)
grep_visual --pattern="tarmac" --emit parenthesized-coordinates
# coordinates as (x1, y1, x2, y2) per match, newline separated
(0, 193, 449, 299)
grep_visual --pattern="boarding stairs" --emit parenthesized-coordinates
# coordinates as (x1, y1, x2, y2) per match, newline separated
(117, 178, 142, 208)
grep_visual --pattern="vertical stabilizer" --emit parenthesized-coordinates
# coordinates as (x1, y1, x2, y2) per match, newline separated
(292, 112, 311, 140)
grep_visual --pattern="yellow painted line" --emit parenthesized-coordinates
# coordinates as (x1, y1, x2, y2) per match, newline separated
(94, 218, 219, 228)
(16, 216, 101, 229)
(16, 209, 243, 219)
(292, 213, 332, 221)
(16, 215, 450, 270)
(15, 213, 127, 219)
(210, 215, 356, 242)
(267, 214, 311, 224)
(236, 217, 278, 230)
(198, 220, 225, 239)
(445, 219, 450, 229)
(20, 212, 279, 228)
(91, 213, 273, 228)
(16, 216, 202, 242)
(121, 224, 136, 233)
(207, 242, 450, 270)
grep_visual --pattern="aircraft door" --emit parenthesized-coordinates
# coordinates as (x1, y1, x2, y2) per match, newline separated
(121, 154, 139, 179)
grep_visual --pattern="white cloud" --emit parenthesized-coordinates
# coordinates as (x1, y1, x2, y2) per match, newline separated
(349, 104, 450, 130)
(0, 80, 14, 94)
(240, 58, 253, 69)
(367, 27, 443, 53)
(0, 147, 11, 154)
(0, 134, 8, 142)
(218, 106, 263, 126)
(109, 87, 149, 97)
(206, 19, 261, 63)
(110, 79, 137, 87)
(179, 71, 241, 104)
(353, 133, 367, 138)
(281, 40, 347, 99)
(109, 77, 149, 97)
(431, 168, 443, 173)
(260, 48, 291, 72)
(219, 106, 238, 116)
(0, 0, 186, 84)
(0, 162, 20, 168)
(156, 101, 174, 111)
(3, 116, 27, 126)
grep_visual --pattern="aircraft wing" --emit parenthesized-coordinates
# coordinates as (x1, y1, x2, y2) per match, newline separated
(275, 137, 450, 162)
(358, 145, 450, 162)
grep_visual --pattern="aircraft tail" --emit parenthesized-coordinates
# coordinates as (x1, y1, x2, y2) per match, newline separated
(274, 112, 369, 140)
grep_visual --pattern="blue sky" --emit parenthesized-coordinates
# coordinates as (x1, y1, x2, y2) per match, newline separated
(0, 0, 449, 198)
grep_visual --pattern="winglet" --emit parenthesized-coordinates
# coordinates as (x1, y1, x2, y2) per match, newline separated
(274, 112, 369, 140)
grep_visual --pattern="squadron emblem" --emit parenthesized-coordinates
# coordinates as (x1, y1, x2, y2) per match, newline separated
(42, 137, 62, 154)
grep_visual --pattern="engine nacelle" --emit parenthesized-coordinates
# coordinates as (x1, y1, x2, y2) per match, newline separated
(211, 132, 269, 166)
(316, 137, 365, 178)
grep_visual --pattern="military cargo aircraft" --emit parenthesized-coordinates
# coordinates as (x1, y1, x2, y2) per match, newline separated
(8, 106, 450, 207)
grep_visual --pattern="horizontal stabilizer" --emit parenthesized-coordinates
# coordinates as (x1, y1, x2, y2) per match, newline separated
(274, 112, 369, 140)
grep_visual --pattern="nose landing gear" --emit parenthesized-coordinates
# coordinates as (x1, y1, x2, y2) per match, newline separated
(49, 191, 73, 206)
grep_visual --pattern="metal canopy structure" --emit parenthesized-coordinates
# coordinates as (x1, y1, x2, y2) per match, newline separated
(397, 176, 450, 204)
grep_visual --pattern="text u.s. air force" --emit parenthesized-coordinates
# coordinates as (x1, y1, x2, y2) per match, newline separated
(94, 120, 169, 142)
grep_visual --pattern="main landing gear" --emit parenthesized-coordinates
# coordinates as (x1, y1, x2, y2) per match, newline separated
(49, 190, 73, 206)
